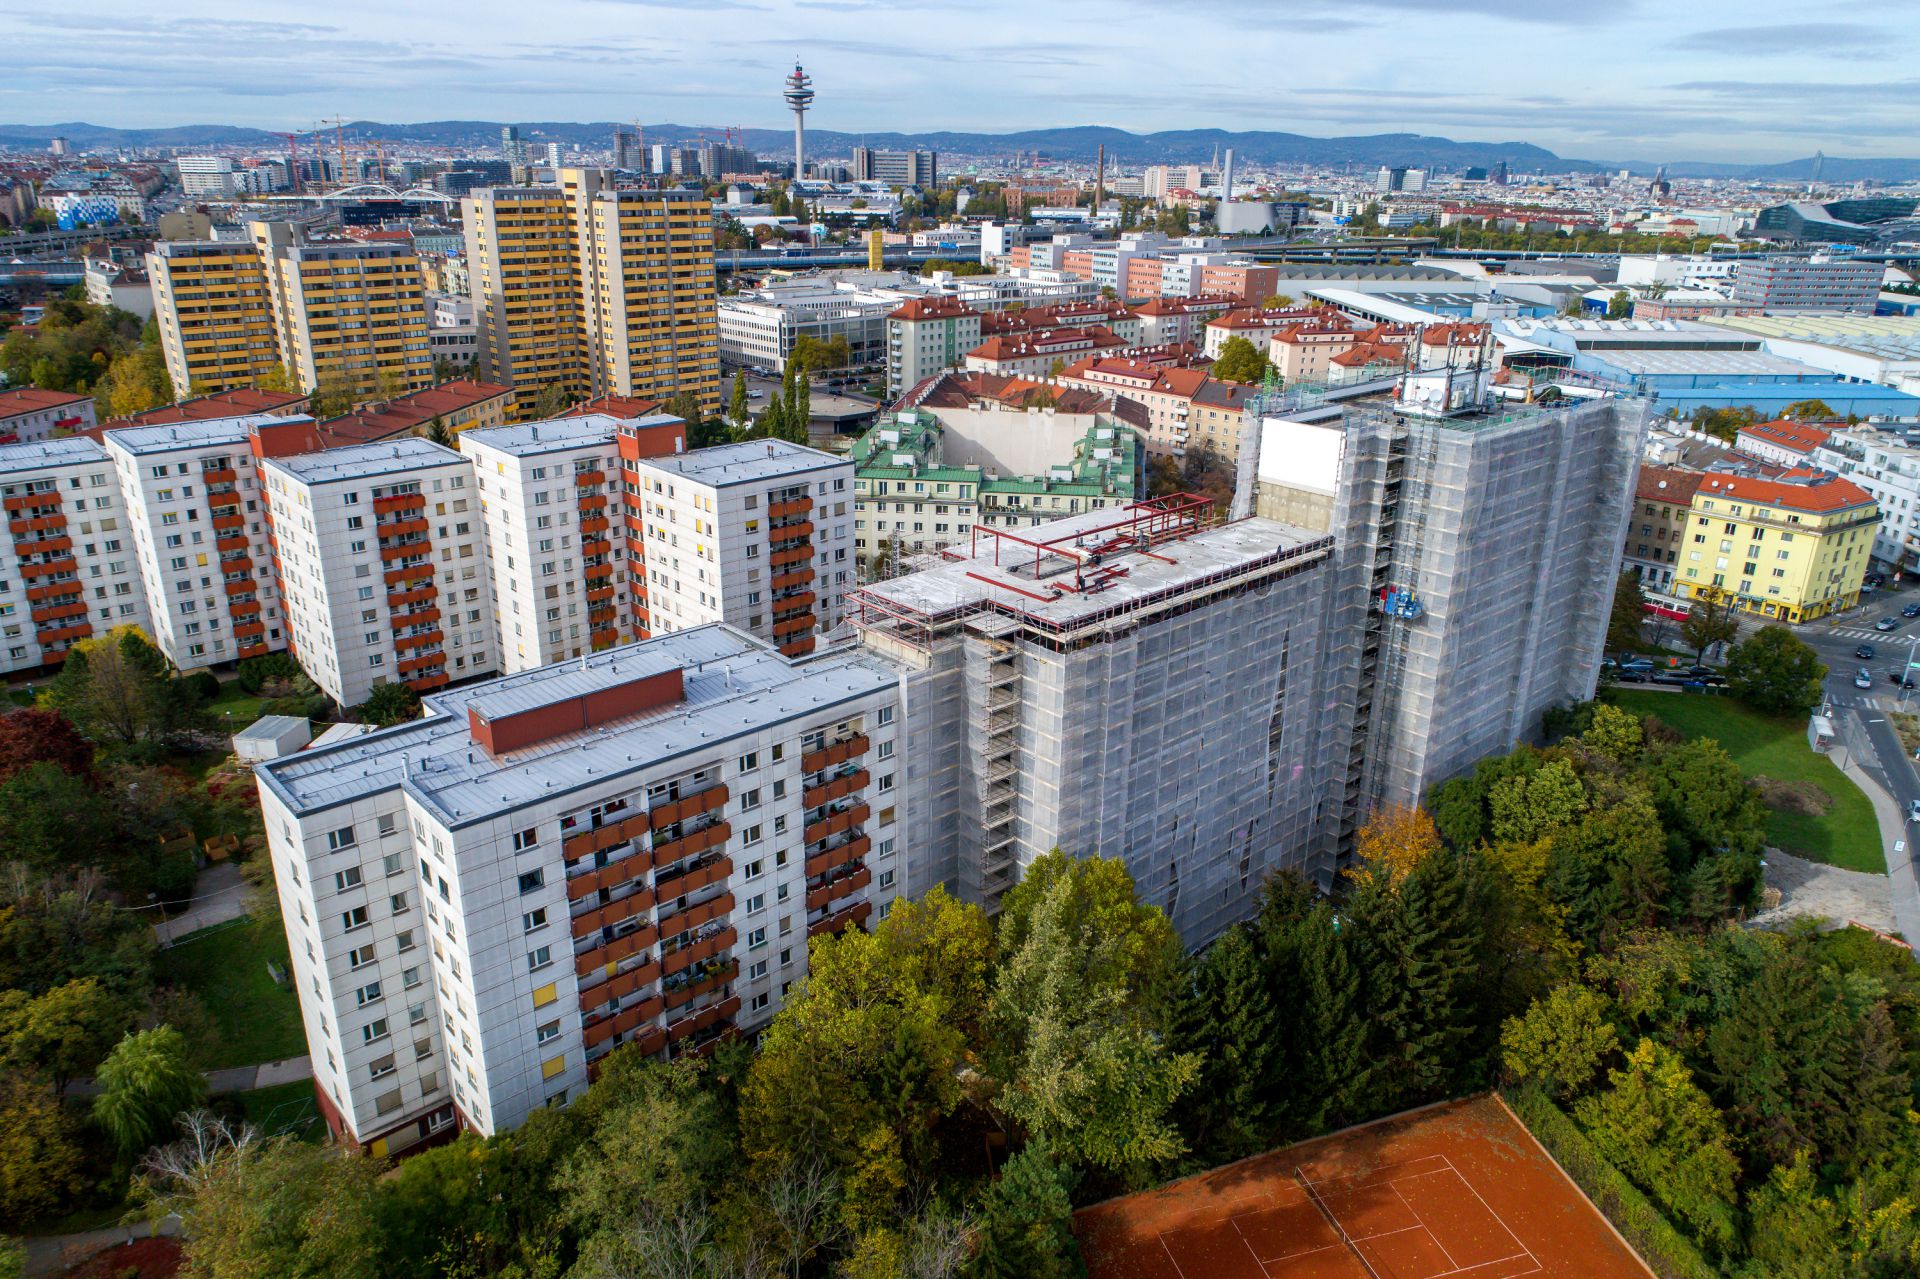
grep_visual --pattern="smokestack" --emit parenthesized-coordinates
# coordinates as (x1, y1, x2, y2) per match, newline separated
(1222, 148, 1234, 204)
(1094, 143, 1105, 211)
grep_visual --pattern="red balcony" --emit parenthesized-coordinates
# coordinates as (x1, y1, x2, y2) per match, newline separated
(584, 563, 614, 584)
(216, 534, 249, 554)
(803, 769, 869, 810)
(584, 587, 616, 609)
(236, 641, 272, 660)
(403, 670, 450, 693)
(396, 651, 444, 676)
(623, 512, 647, 535)
(779, 635, 819, 659)
(562, 809, 656, 864)
(805, 835, 870, 880)
(581, 535, 611, 558)
(18, 556, 77, 580)
(36, 622, 92, 645)
(647, 783, 730, 832)
(769, 520, 815, 544)
(201, 465, 237, 485)
(804, 803, 870, 848)
(591, 626, 619, 648)
(377, 516, 429, 540)
(567, 849, 653, 902)
(387, 584, 436, 609)
(2, 492, 55, 512)
(665, 995, 741, 1045)
(373, 492, 425, 515)
(808, 900, 872, 938)
(7, 514, 64, 537)
(664, 960, 737, 1011)
(660, 891, 733, 937)
(228, 599, 262, 619)
(651, 822, 732, 871)
(655, 854, 732, 902)
(221, 576, 255, 598)
(379, 539, 430, 562)
(769, 497, 812, 520)
(393, 628, 444, 652)
(233, 620, 266, 640)
(30, 600, 87, 625)
(575, 924, 660, 977)
(571, 887, 657, 940)
(207, 491, 241, 512)
(772, 591, 817, 615)
(772, 615, 812, 640)
(578, 958, 662, 1015)
(770, 567, 814, 592)
(577, 493, 608, 514)
(24, 580, 74, 602)
(574, 468, 605, 487)
(806, 866, 871, 912)
(393, 606, 441, 628)
(211, 512, 245, 532)
(769, 544, 811, 569)
(13, 535, 72, 558)
(801, 735, 869, 776)
(384, 563, 434, 587)
(661, 928, 736, 979)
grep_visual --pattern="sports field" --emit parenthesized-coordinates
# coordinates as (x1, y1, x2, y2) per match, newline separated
(1074, 1095, 1653, 1279)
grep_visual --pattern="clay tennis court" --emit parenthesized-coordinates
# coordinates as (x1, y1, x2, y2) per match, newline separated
(1075, 1095, 1653, 1279)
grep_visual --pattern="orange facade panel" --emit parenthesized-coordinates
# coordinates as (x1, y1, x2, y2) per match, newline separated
(801, 734, 870, 776)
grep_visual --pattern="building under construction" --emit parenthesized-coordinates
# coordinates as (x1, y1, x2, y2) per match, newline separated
(851, 495, 1340, 941)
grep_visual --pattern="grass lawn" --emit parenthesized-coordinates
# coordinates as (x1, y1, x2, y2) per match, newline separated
(233, 1078, 323, 1142)
(1610, 689, 1884, 873)
(156, 917, 305, 1069)
(208, 679, 269, 728)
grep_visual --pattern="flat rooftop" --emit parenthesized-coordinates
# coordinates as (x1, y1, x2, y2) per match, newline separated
(1591, 349, 1818, 378)
(638, 439, 845, 487)
(255, 625, 893, 828)
(460, 416, 618, 457)
(105, 414, 293, 454)
(857, 503, 1330, 628)
(263, 437, 464, 485)
(0, 435, 109, 475)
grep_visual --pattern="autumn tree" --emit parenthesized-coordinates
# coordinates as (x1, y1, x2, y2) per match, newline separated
(1680, 588, 1739, 662)
(0, 707, 93, 782)
(1348, 803, 1441, 890)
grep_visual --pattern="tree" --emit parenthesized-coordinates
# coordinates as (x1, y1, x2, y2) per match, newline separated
(420, 413, 452, 447)
(1580, 703, 1644, 764)
(1605, 570, 1647, 654)
(357, 681, 420, 728)
(1260, 294, 1296, 309)
(0, 1076, 87, 1224)
(308, 368, 357, 420)
(41, 624, 205, 748)
(0, 707, 93, 782)
(1211, 335, 1269, 385)
(1349, 803, 1441, 891)
(1781, 398, 1837, 422)
(1543, 795, 1670, 947)
(1168, 926, 1282, 1164)
(990, 853, 1198, 1179)
(966, 1141, 1079, 1279)
(1487, 758, 1587, 845)
(92, 1024, 205, 1158)
(532, 379, 576, 420)
(1499, 983, 1619, 1098)
(1605, 290, 1632, 320)
(729, 369, 751, 432)
(1725, 624, 1827, 714)
(0, 761, 125, 879)
(1575, 1038, 1739, 1250)
(1679, 587, 1739, 662)
(160, 1136, 382, 1279)
(1740, 1153, 1848, 1279)
(0, 975, 130, 1091)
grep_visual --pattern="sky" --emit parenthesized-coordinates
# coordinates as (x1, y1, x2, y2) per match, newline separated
(2, 0, 1917, 163)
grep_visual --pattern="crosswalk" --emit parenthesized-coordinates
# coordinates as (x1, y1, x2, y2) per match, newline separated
(1830, 625, 1910, 641)
(1828, 693, 1895, 712)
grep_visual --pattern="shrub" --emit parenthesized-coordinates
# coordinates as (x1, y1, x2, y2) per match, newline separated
(179, 670, 221, 704)
(236, 653, 298, 695)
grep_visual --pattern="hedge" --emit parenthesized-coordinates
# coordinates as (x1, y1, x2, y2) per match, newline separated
(1500, 1086, 1720, 1279)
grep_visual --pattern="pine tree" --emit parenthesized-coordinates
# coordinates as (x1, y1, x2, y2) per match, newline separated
(728, 370, 750, 432)
(1297, 905, 1369, 1132)
(790, 372, 812, 443)
(1169, 926, 1283, 1165)
(967, 1141, 1080, 1279)
(757, 395, 783, 442)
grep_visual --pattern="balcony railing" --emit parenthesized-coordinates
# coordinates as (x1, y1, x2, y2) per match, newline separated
(800, 734, 869, 776)
(661, 925, 737, 978)
(808, 900, 872, 938)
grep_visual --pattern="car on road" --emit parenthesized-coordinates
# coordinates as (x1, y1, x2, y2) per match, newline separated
(1878, 617, 1902, 631)
(1909, 799, 1920, 824)
(1617, 657, 1656, 672)
(1903, 604, 1920, 618)
(1858, 644, 1879, 659)
(1891, 670, 1918, 690)
(1866, 572, 1888, 587)
(1686, 664, 1716, 678)
(1858, 668, 1877, 689)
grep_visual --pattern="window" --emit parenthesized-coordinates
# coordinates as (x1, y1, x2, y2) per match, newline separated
(879, 869, 895, 889)
(749, 959, 768, 980)
(747, 926, 767, 949)
(355, 980, 383, 1007)
(347, 942, 377, 969)
(750, 992, 770, 1013)
(876, 706, 894, 726)
(743, 859, 764, 879)
(368, 1054, 396, 1080)
(738, 751, 758, 773)
(327, 825, 357, 851)
(403, 966, 423, 990)
(528, 945, 553, 972)
(741, 824, 763, 846)
(745, 892, 766, 913)
(739, 788, 760, 811)
(382, 851, 404, 877)
(512, 827, 539, 852)
(536, 1020, 561, 1045)
(334, 866, 364, 892)
(517, 869, 545, 894)
(523, 907, 549, 933)
(341, 906, 370, 932)
(361, 1018, 390, 1044)
(877, 740, 894, 760)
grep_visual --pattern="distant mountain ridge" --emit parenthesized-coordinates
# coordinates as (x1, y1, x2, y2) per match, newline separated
(3, 119, 1917, 182)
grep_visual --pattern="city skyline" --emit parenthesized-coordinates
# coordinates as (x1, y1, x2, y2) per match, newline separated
(2, 0, 1916, 164)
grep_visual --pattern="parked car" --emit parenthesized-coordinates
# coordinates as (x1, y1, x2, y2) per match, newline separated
(1618, 658, 1656, 672)
(1878, 617, 1901, 631)
(1890, 670, 1917, 690)
(1908, 799, 1920, 824)
(1616, 669, 1651, 683)
(1857, 668, 1877, 689)
(1902, 603, 1919, 618)
(1858, 644, 1879, 659)
(1865, 572, 1887, 587)
(1686, 664, 1715, 678)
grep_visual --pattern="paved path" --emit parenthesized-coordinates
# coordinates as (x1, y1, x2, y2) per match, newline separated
(21, 1215, 179, 1278)
(153, 862, 249, 945)
(64, 1054, 312, 1099)
(1840, 752, 1920, 946)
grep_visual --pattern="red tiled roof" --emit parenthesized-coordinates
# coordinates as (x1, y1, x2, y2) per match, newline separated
(966, 326, 1127, 362)
(1737, 419, 1833, 455)
(1208, 306, 1322, 331)
(888, 296, 976, 322)
(1129, 295, 1239, 317)
(316, 379, 511, 446)
(1329, 342, 1406, 368)
(102, 387, 308, 429)
(1419, 322, 1490, 347)
(912, 371, 1109, 414)
(555, 393, 667, 421)
(0, 387, 90, 419)
(1635, 464, 1704, 504)
(1694, 468, 1875, 514)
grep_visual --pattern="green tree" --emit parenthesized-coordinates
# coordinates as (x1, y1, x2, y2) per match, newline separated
(1580, 703, 1644, 764)
(1543, 794, 1670, 946)
(1211, 335, 1269, 385)
(420, 413, 452, 447)
(1168, 926, 1282, 1164)
(163, 1137, 382, 1279)
(1740, 1153, 1848, 1279)
(0, 761, 124, 878)
(990, 853, 1198, 1180)
(1575, 1037, 1739, 1251)
(728, 369, 750, 432)
(1499, 983, 1619, 1099)
(1781, 399, 1837, 422)
(1487, 757, 1587, 845)
(532, 379, 576, 420)
(1606, 570, 1647, 654)
(1725, 624, 1827, 714)
(0, 1076, 88, 1224)
(92, 1025, 205, 1158)
(0, 975, 131, 1091)
(967, 1140, 1080, 1279)
(1605, 290, 1632, 320)
(357, 681, 420, 728)
(1678, 588, 1740, 662)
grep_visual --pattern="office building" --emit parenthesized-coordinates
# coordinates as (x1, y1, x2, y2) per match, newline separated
(464, 170, 719, 421)
(718, 277, 905, 375)
(461, 412, 685, 673)
(1728, 256, 1883, 314)
(885, 296, 981, 396)
(255, 623, 903, 1152)
(176, 156, 238, 197)
(0, 437, 152, 672)
(147, 239, 282, 395)
(1253, 382, 1643, 834)
(628, 441, 855, 656)
(260, 439, 494, 707)
(851, 148, 938, 188)
(851, 497, 1338, 936)
(1672, 469, 1877, 622)
(105, 416, 305, 669)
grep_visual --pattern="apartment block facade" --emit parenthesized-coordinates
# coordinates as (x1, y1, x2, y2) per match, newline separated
(628, 441, 855, 656)
(885, 297, 981, 396)
(147, 239, 281, 396)
(255, 624, 903, 1154)
(262, 439, 495, 707)
(0, 438, 152, 672)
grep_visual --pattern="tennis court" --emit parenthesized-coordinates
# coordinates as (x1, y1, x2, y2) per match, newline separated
(1075, 1095, 1653, 1279)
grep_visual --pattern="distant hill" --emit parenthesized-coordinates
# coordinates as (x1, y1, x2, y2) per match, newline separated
(6, 118, 1920, 183)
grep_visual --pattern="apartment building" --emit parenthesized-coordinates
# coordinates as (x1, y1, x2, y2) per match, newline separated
(105, 416, 301, 669)
(252, 222, 434, 402)
(1203, 306, 1323, 358)
(628, 441, 854, 656)
(254, 624, 903, 1152)
(261, 439, 494, 707)
(1734, 418, 1833, 470)
(318, 380, 514, 447)
(1623, 465, 1704, 596)
(963, 326, 1129, 379)
(1130, 296, 1240, 347)
(0, 437, 151, 672)
(1056, 358, 1259, 462)
(886, 296, 981, 396)
(1813, 429, 1920, 571)
(1673, 470, 1878, 622)
(465, 169, 719, 421)
(147, 239, 281, 395)
(1729, 256, 1882, 314)
(0, 389, 95, 443)
(461, 413, 684, 673)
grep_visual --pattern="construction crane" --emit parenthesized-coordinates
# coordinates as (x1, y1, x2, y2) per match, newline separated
(274, 132, 303, 195)
(317, 116, 350, 188)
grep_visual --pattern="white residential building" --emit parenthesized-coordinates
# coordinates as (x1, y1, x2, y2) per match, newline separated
(255, 624, 903, 1153)
(1813, 429, 1920, 571)
(0, 437, 152, 672)
(629, 441, 855, 657)
(262, 439, 494, 707)
(885, 296, 982, 396)
(176, 155, 238, 197)
(105, 416, 294, 669)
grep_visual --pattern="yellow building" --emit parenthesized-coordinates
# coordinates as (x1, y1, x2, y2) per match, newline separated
(465, 168, 718, 421)
(146, 240, 280, 395)
(148, 223, 434, 404)
(1675, 469, 1879, 622)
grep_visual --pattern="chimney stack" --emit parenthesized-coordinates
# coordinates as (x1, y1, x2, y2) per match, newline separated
(1222, 148, 1235, 204)
(1094, 143, 1105, 211)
